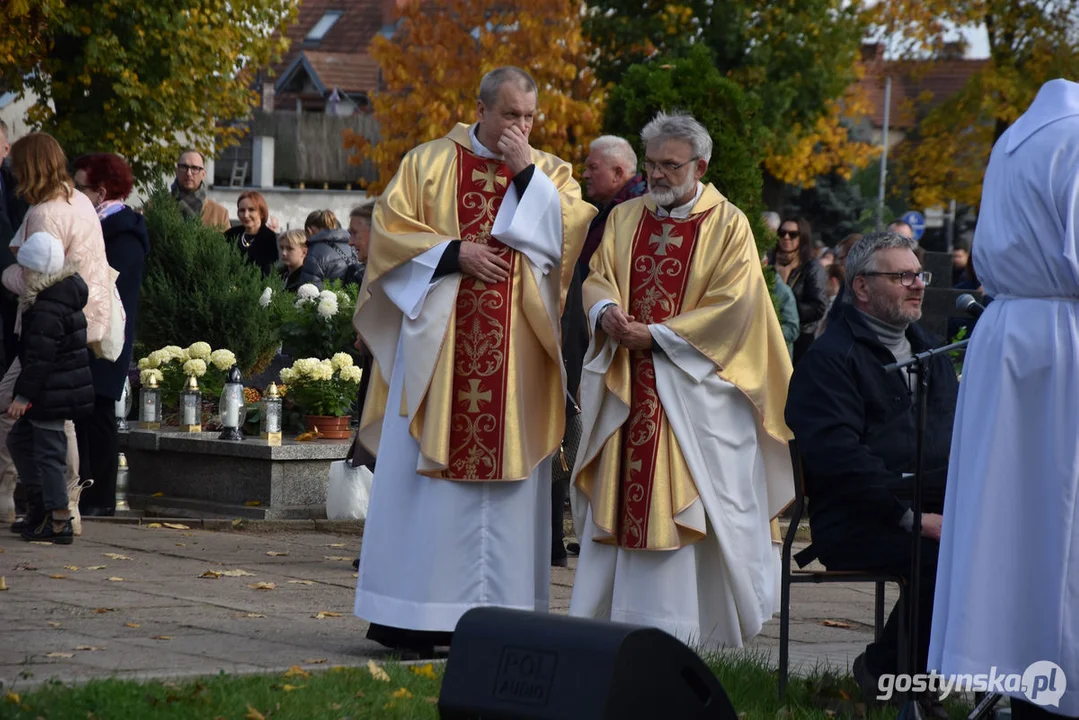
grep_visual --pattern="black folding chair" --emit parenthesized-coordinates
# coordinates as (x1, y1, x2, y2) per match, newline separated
(777, 439, 909, 697)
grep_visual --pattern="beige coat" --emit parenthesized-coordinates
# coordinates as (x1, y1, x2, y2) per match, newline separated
(200, 197, 231, 230)
(10, 190, 111, 344)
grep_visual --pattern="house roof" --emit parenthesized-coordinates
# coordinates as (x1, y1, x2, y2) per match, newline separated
(858, 52, 989, 130)
(282, 0, 386, 56)
(276, 50, 381, 95)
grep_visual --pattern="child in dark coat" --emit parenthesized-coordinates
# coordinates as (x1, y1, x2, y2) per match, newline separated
(6, 231, 95, 543)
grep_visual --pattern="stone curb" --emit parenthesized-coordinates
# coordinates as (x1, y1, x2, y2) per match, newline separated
(82, 516, 365, 535)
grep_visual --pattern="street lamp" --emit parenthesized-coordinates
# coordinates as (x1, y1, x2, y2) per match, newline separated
(218, 366, 246, 441)
(139, 374, 161, 430)
(180, 375, 202, 433)
(261, 382, 283, 446)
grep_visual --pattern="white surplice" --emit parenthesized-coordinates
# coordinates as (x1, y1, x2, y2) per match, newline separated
(568, 188, 791, 649)
(354, 128, 566, 633)
(928, 80, 1079, 717)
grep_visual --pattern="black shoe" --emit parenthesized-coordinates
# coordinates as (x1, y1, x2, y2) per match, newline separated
(11, 493, 45, 534)
(551, 555, 568, 567)
(353, 557, 360, 570)
(21, 513, 74, 545)
(566, 542, 580, 556)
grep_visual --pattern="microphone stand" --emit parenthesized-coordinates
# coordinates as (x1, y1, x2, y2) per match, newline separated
(883, 337, 969, 720)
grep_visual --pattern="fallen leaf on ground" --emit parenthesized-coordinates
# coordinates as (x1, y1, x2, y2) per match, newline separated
(426, 697, 438, 703)
(124, 623, 140, 628)
(74, 645, 103, 651)
(151, 492, 165, 497)
(175, 543, 185, 547)
(287, 580, 314, 585)
(49, 574, 66, 579)
(200, 570, 222, 579)
(220, 569, 256, 577)
(354, 691, 365, 698)
(294, 430, 321, 441)
(410, 663, 438, 680)
(324, 556, 352, 562)
(313, 611, 342, 619)
(107, 577, 124, 582)
(0, 547, 3, 553)
(151, 635, 172, 641)
(231, 518, 244, 527)
(45, 652, 74, 658)
(248, 582, 276, 590)
(93, 608, 113, 614)
(162, 523, 190, 530)
(47, 621, 61, 628)
(282, 666, 310, 679)
(243, 500, 261, 507)
(64, 565, 79, 571)
(305, 658, 327, 664)
(265, 551, 289, 556)
(242, 613, 266, 619)
(145, 522, 162, 528)
(0, 577, 7, 591)
(392, 688, 413, 699)
(85, 565, 106, 570)
(326, 543, 346, 548)
(367, 660, 391, 682)
(103, 553, 131, 561)
(821, 620, 852, 629)
(281, 684, 304, 692)
(245, 707, 265, 720)
(331, 703, 341, 710)
(28, 541, 52, 546)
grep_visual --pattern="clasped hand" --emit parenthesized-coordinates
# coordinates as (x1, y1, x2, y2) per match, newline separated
(600, 305, 652, 351)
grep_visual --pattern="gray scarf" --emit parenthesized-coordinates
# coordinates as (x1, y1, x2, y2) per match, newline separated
(171, 180, 206, 220)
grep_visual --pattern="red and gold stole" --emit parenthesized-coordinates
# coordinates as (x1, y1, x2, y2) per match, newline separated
(444, 145, 517, 480)
(618, 208, 711, 548)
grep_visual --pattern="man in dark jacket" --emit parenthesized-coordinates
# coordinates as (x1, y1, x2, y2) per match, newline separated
(6, 232, 95, 544)
(785, 231, 957, 712)
(0, 121, 29, 372)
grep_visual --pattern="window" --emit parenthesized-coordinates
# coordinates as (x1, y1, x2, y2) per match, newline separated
(305, 10, 342, 42)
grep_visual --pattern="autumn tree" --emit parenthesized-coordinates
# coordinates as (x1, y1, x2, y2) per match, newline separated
(873, 1, 1079, 207)
(343, 0, 603, 194)
(1, 1, 296, 185)
(584, 0, 878, 187)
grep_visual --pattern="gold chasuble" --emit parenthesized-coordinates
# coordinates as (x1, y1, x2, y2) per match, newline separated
(578, 185, 794, 550)
(354, 123, 596, 482)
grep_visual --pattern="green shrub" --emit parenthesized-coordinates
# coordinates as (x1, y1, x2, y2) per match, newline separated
(138, 188, 283, 377)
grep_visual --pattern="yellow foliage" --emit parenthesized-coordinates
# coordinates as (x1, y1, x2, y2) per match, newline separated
(343, 0, 604, 194)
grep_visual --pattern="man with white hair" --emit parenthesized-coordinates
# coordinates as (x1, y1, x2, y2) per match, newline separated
(568, 111, 795, 648)
(580, 135, 646, 272)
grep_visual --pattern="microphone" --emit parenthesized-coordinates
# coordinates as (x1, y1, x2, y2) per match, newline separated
(956, 293, 986, 319)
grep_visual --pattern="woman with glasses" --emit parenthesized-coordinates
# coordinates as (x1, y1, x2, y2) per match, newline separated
(767, 216, 828, 364)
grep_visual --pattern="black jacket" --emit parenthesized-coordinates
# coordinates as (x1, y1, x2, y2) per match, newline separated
(14, 269, 95, 422)
(0, 164, 28, 372)
(298, 228, 357, 286)
(785, 258, 829, 337)
(225, 223, 278, 277)
(92, 207, 150, 400)
(784, 302, 958, 554)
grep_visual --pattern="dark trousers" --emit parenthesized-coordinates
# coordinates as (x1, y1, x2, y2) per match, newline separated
(551, 476, 567, 562)
(818, 526, 939, 677)
(8, 417, 68, 512)
(1012, 699, 1075, 720)
(74, 395, 119, 511)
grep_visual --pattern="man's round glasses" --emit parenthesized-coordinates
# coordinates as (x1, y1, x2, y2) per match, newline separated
(643, 158, 697, 175)
(861, 270, 932, 287)
(177, 163, 204, 174)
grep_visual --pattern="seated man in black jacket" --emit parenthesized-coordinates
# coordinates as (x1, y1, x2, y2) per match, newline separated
(785, 231, 958, 709)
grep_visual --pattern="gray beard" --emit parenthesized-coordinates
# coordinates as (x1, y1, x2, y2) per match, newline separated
(649, 178, 697, 208)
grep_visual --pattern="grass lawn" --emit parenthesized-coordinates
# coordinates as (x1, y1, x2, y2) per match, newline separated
(1, 653, 974, 719)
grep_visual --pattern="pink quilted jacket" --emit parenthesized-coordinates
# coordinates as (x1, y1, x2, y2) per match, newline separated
(10, 190, 111, 344)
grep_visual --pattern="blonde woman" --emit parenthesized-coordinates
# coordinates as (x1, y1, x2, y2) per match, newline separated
(277, 229, 308, 292)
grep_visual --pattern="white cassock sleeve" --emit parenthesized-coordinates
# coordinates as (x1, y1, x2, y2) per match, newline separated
(491, 169, 562, 274)
(381, 242, 452, 319)
(650, 324, 716, 383)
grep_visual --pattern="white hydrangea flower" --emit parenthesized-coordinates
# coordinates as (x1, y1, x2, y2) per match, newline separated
(162, 345, 184, 359)
(147, 350, 166, 368)
(297, 284, 320, 300)
(187, 341, 212, 360)
(312, 360, 334, 381)
(279, 367, 295, 384)
(259, 287, 273, 308)
(209, 349, 237, 372)
(318, 290, 337, 303)
(316, 296, 338, 319)
(137, 357, 150, 370)
(331, 352, 353, 370)
(179, 348, 192, 363)
(340, 365, 363, 383)
(183, 358, 207, 377)
(140, 368, 164, 385)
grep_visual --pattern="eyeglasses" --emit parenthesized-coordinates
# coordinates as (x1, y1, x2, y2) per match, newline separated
(643, 158, 697, 175)
(177, 163, 204, 174)
(779, 230, 800, 239)
(861, 270, 932, 287)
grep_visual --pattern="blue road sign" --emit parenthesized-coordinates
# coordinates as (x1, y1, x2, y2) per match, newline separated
(901, 210, 926, 241)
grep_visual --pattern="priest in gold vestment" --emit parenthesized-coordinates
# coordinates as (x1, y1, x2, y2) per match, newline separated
(352, 67, 595, 654)
(569, 112, 795, 648)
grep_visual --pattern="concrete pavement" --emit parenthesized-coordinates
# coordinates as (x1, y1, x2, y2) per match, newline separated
(0, 519, 884, 690)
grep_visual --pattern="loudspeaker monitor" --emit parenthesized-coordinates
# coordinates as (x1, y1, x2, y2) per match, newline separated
(438, 607, 737, 720)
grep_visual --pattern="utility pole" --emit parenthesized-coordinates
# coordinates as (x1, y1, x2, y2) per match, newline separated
(877, 76, 892, 231)
(947, 199, 956, 252)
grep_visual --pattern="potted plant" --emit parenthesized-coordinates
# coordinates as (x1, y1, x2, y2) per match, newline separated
(273, 280, 360, 362)
(278, 353, 363, 439)
(136, 342, 238, 427)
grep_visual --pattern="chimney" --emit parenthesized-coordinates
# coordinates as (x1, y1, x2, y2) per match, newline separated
(860, 42, 885, 63)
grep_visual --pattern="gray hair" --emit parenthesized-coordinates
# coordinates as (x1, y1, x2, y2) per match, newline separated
(589, 135, 637, 173)
(177, 148, 205, 164)
(844, 231, 918, 293)
(640, 111, 713, 163)
(478, 66, 537, 106)
(761, 211, 780, 232)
